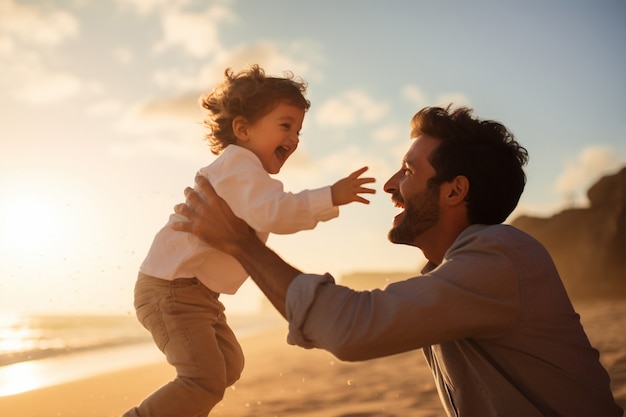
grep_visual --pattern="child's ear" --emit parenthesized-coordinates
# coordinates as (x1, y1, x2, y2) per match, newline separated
(232, 116, 249, 142)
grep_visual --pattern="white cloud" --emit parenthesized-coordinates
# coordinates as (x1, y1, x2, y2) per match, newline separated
(114, 96, 201, 135)
(116, 0, 236, 59)
(372, 122, 407, 143)
(115, 0, 189, 16)
(0, 0, 79, 46)
(153, 4, 236, 58)
(142, 93, 203, 121)
(85, 99, 124, 118)
(17, 73, 82, 105)
(83, 80, 105, 95)
(435, 93, 471, 108)
(109, 98, 210, 163)
(555, 145, 625, 206)
(110, 94, 208, 163)
(401, 84, 470, 110)
(152, 40, 322, 94)
(508, 146, 626, 218)
(0, 1, 83, 105)
(112, 46, 134, 64)
(315, 90, 390, 128)
(0, 34, 14, 56)
(152, 67, 202, 91)
(402, 84, 427, 108)
(210, 41, 320, 82)
(118, 37, 326, 160)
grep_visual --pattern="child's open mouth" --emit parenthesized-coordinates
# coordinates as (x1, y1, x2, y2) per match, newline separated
(275, 145, 291, 163)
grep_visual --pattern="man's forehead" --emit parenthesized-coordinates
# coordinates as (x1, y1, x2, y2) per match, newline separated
(405, 136, 429, 158)
(403, 135, 440, 166)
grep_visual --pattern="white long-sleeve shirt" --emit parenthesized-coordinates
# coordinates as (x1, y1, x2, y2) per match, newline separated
(140, 144, 339, 294)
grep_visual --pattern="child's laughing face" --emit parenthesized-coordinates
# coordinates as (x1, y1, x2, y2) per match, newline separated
(237, 102, 304, 174)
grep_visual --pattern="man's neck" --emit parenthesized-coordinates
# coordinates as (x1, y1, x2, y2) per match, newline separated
(417, 221, 470, 265)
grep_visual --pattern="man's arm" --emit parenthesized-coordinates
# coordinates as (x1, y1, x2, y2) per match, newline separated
(171, 175, 301, 318)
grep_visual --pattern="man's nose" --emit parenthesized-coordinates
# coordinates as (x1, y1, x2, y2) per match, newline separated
(383, 171, 401, 194)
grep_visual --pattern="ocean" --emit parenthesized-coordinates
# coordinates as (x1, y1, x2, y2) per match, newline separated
(0, 314, 150, 367)
(0, 312, 283, 397)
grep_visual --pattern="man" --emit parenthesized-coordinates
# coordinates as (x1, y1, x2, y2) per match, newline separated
(172, 106, 623, 416)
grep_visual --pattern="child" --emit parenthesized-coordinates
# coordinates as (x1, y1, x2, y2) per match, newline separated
(123, 65, 375, 417)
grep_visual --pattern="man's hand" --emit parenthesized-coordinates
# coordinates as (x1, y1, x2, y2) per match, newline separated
(172, 175, 315, 319)
(331, 166, 376, 206)
(171, 175, 255, 254)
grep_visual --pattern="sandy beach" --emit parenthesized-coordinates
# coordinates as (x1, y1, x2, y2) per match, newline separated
(1, 300, 624, 417)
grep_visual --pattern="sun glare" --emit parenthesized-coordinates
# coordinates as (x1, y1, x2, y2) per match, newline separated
(0, 177, 84, 261)
(1, 196, 60, 250)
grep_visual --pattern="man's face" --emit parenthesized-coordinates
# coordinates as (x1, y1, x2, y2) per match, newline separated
(384, 135, 441, 246)
(387, 182, 441, 245)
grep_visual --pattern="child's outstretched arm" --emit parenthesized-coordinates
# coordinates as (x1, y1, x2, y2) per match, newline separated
(331, 167, 376, 206)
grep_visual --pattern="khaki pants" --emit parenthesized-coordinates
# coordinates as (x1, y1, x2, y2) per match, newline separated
(122, 273, 244, 417)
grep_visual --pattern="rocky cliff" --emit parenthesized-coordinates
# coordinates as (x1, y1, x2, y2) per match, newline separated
(512, 167, 626, 300)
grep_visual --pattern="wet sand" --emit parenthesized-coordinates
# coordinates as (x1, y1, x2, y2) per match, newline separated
(1, 300, 624, 417)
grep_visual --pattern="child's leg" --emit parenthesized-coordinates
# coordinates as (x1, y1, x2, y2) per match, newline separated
(214, 308, 245, 387)
(123, 274, 242, 417)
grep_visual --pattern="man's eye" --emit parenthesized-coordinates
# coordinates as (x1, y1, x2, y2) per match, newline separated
(403, 168, 411, 176)
(281, 123, 290, 129)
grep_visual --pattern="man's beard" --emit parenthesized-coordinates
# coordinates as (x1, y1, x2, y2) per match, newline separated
(388, 184, 441, 246)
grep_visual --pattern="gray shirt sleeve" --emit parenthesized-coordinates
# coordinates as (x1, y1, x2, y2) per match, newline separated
(284, 225, 521, 361)
(286, 273, 336, 349)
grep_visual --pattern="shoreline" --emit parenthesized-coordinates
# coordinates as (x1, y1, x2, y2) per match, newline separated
(0, 311, 285, 398)
(0, 327, 442, 417)
(0, 300, 624, 416)
(0, 342, 162, 397)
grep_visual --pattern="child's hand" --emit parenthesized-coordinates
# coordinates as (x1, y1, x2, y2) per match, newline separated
(331, 167, 376, 206)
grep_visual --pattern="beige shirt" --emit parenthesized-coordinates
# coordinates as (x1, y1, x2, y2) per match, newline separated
(286, 224, 622, 416)
(140, 145, 338, 294)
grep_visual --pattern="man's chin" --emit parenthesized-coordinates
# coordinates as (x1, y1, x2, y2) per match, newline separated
(388, 226, 412, 246)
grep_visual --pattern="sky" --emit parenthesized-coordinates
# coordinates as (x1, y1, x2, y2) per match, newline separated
(0, 0, 625, 315)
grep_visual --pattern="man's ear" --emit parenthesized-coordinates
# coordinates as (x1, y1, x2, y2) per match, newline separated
(444, 175, 469, 206)
(232, 116, 249, 142)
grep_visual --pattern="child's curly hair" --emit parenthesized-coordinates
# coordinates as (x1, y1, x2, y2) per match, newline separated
(200, 65, 311, 155)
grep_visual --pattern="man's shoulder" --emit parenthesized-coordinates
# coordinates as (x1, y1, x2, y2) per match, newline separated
(455, 224, 541, 252)
(463, 223, 533, 240)
(443, 224, 552, 281)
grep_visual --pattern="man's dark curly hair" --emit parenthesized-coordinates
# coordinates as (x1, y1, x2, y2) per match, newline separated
(411, 105, 529, 224)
